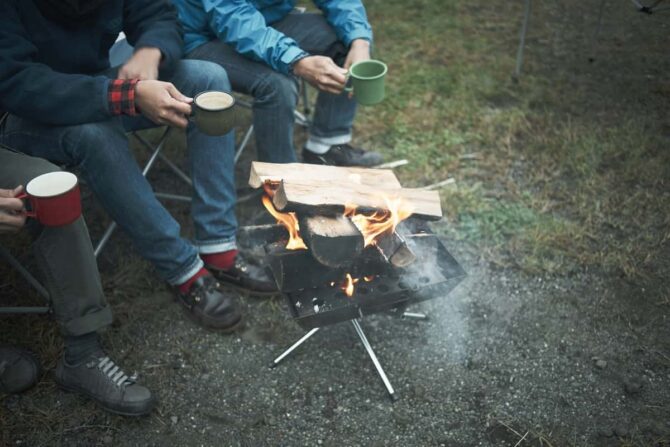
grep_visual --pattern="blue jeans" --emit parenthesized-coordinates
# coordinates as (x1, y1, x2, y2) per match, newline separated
(187, 12, 358, 162)
(0, 60, 237, 285)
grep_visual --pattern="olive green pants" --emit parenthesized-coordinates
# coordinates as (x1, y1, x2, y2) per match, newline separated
(0, 146, 112, 336)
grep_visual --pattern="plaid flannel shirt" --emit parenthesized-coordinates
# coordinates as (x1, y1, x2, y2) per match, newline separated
(108, 79, 140, 116)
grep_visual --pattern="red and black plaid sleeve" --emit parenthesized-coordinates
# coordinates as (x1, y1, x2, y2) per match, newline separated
(108, 79, 140, 116)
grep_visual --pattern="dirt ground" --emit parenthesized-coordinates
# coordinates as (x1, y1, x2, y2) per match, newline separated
(2, 0, 670, 446)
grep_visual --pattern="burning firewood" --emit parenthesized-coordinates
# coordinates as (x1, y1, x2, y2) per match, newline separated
(374, 231, 417, 268)
(298, 214, 364, 268)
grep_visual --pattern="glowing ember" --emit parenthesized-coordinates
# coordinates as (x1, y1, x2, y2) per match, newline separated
(344, 196, 413, 247)
(262, 195, 307, 250)
(343, 273, 357, 297)
(363, 275, 375, 282)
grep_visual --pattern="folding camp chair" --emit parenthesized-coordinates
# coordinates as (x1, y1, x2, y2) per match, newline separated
(0, 245, 51, 315)
(0, 131, 50, 315)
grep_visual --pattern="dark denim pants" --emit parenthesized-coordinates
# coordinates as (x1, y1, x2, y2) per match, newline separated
(0, 147, 112, 336)
(1, 60, 237, 285)
(188, 12, 358, 162)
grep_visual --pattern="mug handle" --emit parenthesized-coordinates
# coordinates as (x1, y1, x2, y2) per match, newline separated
(15, 192, 37, 218)
(344, 74, 354, 93)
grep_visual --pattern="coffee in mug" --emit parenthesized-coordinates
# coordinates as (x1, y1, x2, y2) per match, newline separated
(192, 91, 237, 136)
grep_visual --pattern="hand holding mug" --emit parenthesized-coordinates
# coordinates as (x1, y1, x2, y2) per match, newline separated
(16, 172, 82, 227)
(135, 80, 193, 129)
(0, 186, 27, 233)
(293, 55, 348, 95)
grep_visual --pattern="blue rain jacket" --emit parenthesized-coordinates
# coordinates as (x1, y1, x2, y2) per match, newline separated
(174, 0, 373, 75)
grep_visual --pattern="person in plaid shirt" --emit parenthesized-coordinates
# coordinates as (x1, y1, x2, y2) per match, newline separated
(0, 0, 275, 414)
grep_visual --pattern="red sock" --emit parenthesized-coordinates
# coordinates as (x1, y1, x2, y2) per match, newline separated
(201, 249, 238, 271)
(177, 267, 210, 294)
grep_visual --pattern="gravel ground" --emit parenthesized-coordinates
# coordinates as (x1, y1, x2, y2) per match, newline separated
(3, 214, 669, 445)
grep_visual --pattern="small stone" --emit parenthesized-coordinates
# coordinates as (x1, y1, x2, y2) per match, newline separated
(103, 435, 113, 445)
(170, 416, 179, 425)
(595, 359, 607, 369)
(614, 426, 629, 437)
(597, 428, 614, 438)
(623, 378, 643, 395)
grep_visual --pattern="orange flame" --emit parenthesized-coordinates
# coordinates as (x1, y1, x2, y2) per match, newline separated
(262, 195, 307, 250)
(344, 196, 413, 247)
(343, 273, 359, 297)
(363, 275, 375, 282)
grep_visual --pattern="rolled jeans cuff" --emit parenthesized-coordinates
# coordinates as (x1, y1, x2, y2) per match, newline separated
(195, 237, 237, 255)
(167, 256, 205, 286)
(305, 133, 352, 154)
(61, 306, 113, 337)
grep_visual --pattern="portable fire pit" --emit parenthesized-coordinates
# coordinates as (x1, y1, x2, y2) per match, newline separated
(244, 162, 466, 400)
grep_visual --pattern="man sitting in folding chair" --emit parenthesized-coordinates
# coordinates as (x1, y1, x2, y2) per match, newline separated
(173, 0, 384, 167)
(0, 146, 154, 416)
(0, 0, 275, 333)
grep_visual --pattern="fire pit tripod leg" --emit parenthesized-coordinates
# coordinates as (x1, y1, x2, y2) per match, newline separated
(351, 319, 397, 401)
(269, 327, 320, 368)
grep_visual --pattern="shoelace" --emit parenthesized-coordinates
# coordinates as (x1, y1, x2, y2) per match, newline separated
(88, 356, 137, 387)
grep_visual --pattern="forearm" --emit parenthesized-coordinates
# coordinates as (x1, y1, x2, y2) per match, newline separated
(206, 0, 307, 74)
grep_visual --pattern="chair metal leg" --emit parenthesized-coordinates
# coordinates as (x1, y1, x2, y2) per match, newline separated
(301, 79, 311, 119)
(154, 192, 192, 202)
(351, 319, 396, 400)
(234, 124, 254, 164)
(515, 0, 532, 77)
(0, 245, 49, 301)
(0, 306, 50, 315)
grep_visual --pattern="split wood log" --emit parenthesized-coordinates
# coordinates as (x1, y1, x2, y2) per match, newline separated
(298, 215, 364, 268)
(248, 161, 401, 189)
(272, 180, 443, 220)
(374, 231, 417, 268)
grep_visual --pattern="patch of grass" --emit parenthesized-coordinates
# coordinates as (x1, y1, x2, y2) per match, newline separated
(357, 0, 670, 281)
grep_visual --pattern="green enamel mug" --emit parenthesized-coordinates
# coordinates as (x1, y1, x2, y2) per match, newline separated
(345, 60, 388, 106)
(191, 91, 237, 136)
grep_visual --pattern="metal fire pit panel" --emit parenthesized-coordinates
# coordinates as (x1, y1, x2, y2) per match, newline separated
(238, 222, 466, 330)
(285, 233, 466, 329)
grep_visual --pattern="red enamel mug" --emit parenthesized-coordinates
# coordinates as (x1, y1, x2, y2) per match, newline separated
(17, 171, 82, 227)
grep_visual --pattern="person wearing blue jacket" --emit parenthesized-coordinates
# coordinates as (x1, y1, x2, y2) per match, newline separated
(173, 0, 384, 167)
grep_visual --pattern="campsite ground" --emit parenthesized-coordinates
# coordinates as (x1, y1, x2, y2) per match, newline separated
(2, 0, 669, 445)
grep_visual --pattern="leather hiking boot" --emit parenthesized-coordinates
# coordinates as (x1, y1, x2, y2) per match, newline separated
(54, 353, 154, 417)
(302, 143, 384, 167)
(206, 253, 277, 296)
(0, 347, 41, 394)
(177, 274, 243, 331)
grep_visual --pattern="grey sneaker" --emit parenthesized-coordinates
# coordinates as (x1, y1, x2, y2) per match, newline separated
(54, 354, 155, 416)
(0, 347, 41, 394)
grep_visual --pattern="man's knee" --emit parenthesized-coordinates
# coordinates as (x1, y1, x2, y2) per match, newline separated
(64, 120, 128, 164)
(17, 158, 60, 188)
(177, 59, 232, 92)
(253, 72, 298, 109)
